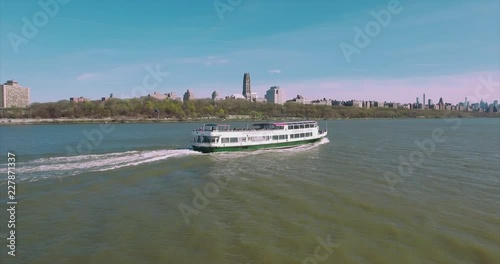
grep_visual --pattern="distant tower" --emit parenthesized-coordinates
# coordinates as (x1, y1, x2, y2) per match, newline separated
(416, 97, 420, 109)
(242, 73, 251, 101)
(438, 97, 444, 110)
(183, 89, 194, 102)
(423, 93, 426, 109)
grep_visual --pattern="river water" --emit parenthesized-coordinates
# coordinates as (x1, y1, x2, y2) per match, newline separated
(0, 119, 498, 263)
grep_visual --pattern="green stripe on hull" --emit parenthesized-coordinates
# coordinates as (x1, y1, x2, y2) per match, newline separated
(192, 137, 324, 153)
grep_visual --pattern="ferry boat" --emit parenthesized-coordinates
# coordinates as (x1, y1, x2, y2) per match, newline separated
(192, 121, 327, 153)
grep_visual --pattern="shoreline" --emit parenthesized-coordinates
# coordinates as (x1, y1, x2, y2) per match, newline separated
(1, 115, 498, 125)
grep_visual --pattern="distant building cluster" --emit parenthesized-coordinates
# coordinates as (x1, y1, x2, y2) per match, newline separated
(1, 76, 499, 113)
(0, 80, 30, 108)
(286, 95, 499, 113)
(70, 93, 114, 103)
(148, 91, 182, 101)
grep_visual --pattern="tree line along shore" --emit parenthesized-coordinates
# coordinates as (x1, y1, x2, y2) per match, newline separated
(1, 98, 498, 125)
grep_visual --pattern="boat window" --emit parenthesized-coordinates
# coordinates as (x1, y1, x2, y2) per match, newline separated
(295, 133, 300, 138)
(221, 138, 230, 143)
(305, 124, 310, 128)
(299, 125, 304, 129)
(300, 133, 305, 137)
(211, 137, 219, 143)
(197, 136, 202, 143)
(240, 137, 247, 142)
(253, 136, 269, 142)
(288, 125, 293, 130)
(230, 138, 238, 143)
(272, 135, 279, 140)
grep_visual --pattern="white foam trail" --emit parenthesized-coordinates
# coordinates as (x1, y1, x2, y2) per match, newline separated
(2, 149, 201, 183)
(29, 151, 140, 164)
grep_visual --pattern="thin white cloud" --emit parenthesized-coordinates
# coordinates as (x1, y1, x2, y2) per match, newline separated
(269, 69, 281, 74)
(179, 56, 229, 66)
(76, 73, 99, 81)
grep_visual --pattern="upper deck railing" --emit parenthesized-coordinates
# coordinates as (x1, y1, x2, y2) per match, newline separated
(194, 121, 318, 132)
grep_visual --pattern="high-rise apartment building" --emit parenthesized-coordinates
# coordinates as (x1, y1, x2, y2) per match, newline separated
(265, 86, 285, 105)
(0, 80, 30, 108)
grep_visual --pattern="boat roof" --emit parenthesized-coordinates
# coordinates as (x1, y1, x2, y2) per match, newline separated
(252, 121, 317, 126)
(204, 124, 230, 127)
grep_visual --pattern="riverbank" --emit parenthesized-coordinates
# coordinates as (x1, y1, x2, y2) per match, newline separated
(1, 114, 498, 125)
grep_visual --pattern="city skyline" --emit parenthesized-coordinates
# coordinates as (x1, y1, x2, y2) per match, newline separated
(0, 75, 498, 108)
(1, 0, 499, 104)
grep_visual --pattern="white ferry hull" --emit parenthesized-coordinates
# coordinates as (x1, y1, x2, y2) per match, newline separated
(192, 121, 328, 153)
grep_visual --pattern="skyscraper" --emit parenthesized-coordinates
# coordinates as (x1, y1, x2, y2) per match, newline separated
(423, 93, 426, 109)
(437, 97, 444, 110)
(242, 73, 251, 101)
(265, 86, 285, 105)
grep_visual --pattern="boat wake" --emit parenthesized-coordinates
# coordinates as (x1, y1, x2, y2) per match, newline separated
(1, 149, 201, 183)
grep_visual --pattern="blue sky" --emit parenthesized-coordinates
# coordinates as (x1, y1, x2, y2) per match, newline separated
(0, 0, 499, 104)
